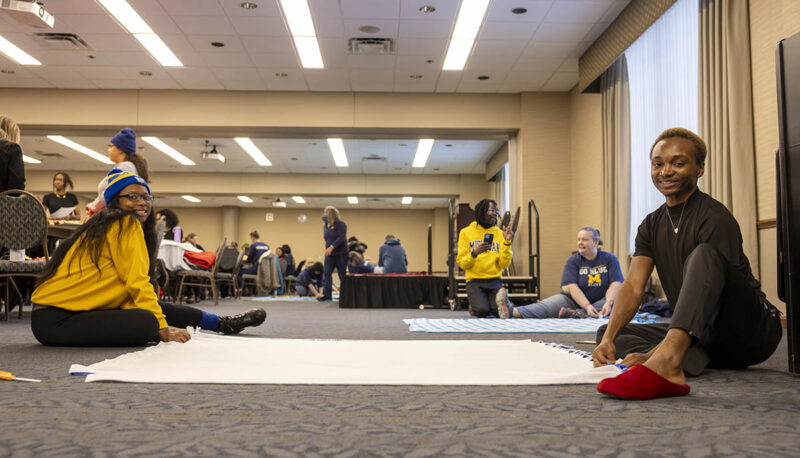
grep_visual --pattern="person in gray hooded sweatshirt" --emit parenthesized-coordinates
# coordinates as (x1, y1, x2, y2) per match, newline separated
(378, 234, 407, 274)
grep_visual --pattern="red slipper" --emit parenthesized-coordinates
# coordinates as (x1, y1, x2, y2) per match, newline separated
(597, 364, 690, 399)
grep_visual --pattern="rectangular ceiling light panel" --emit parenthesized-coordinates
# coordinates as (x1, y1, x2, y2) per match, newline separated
(327, 138, 349, 167)
(442, 0, 490, 71)
(401, 196, 413, 204)
(292, 196, 306, 204)
(47, 135, 113, 164)
(182, 195, 201, 203)
(234, 137, 272, 166)
(347, 196, 358, 204)
(279, 0, 324, 69)
(237, 195, 254, 203)
(97, 0, 182, 67)
(22, 155, 41, 164)
(0, 35, 41, 65)
(141, 137, 195, 166)
(412, 139, 435, 168)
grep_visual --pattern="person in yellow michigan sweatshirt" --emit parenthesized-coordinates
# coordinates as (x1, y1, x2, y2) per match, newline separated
(457, 199, 513, 318)
(31, 170, 265, 347)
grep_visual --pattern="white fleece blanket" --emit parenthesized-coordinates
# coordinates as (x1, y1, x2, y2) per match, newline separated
(69, 332, 621, 385)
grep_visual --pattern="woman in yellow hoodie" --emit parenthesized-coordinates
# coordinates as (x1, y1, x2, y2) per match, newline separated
(457, 199, 514, 318)
(31, 170, 265, 346)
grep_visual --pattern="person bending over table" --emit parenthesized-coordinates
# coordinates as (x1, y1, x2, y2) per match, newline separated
(457, 198, 514, 318)
(592, 128, 782, 399)
(30, 171, 266, 347)
(501, 227, 623, 319)
(296, 262, 324, 298)
(321, 206, 347, 302)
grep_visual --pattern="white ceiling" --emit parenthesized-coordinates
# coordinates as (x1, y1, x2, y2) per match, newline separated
(21, 135, 505, 174)
(0, 0, 629, 93)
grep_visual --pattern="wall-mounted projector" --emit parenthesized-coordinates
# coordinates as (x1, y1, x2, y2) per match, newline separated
(272, 198, 287, 208)
(1, 1, 55, 28)
(201, 141, 225, 163)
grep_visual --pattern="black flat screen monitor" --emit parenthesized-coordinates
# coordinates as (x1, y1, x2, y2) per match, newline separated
(775, 31, 800, 373)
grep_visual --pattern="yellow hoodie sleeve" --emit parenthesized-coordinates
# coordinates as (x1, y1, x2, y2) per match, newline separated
(113, 217, 167, 328)
(457, 228, 477, 271)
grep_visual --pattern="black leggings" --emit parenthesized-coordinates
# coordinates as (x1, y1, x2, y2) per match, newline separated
(31, 302, 202, 347)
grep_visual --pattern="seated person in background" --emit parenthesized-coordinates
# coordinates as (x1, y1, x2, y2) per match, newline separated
(348, 236, 367, 254)
(295, 262, 324, 298)
(501, 227, 623, 319)
(43, 172, 79, 220)
(348, 251, 375, 274)
(457, 199, 514, 318)
(155, 208, 181, 242)
(238, 231, 270, 283)
(182, 232, 204, 251)
(276, 244, 295, 277)
(378, 234, 408, 274)
(30, 171, 266, 347)
(592, 128, 782, 399)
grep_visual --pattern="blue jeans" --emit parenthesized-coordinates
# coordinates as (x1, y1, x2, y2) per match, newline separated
(322, 253, 347, 299)
(515, 293, 606, 318)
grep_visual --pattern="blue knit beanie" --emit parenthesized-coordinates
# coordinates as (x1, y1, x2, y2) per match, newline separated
(110, 128, 136, 154)
(104, 169, 150, 205)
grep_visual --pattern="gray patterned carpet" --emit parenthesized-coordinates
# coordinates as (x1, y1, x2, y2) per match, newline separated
(2, 299, 800, 457)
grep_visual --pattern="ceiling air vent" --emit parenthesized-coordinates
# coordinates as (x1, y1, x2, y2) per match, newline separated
(33, 33, 92, 50)
(35, 151, 64, 158)
(361, 155, 387, 162)
(348, 38, 394, 55)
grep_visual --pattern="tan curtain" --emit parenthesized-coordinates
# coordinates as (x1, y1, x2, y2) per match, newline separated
(601, 55, 632, 274)
(698, 0, 759, 275)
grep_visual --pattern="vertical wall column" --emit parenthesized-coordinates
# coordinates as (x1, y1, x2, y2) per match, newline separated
(221, 206, 240, 246)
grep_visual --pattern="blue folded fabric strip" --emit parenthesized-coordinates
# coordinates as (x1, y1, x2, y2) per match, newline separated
(404, 314, 660, 334)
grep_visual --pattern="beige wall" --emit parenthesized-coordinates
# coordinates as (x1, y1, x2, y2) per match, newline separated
(568, 89, 604, 235)
(749, 0, 800, 310)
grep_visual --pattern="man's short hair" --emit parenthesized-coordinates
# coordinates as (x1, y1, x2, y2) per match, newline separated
(650, 127, 707, 165)
(385, 234, 395, 240)
(250, 231, 259, 239)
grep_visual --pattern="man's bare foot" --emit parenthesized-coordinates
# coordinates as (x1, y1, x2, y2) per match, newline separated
(642, 352, 686, 386)
(620, 352, 650, 368)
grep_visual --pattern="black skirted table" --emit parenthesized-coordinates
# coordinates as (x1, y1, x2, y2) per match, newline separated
(339, 274, 449, 309)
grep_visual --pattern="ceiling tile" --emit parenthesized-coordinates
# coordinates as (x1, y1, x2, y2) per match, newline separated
(544, 0, 614, 23)
(558, 58, 578, 73)
(305, 69, 351, 91)
(141, 14, 182, 34)
(90, 78, 181, 89)
(186, 35, 245, 53)
(351, 81, 394, 92)
(317, 38, 350, 68)
(309, 0, 346, 37)
(502, 71, 552, 91)
(511, 56, 563, 74)
(395, 54, 441, 72)
(211, 66, 263, 81)
(435, 71, 461, 92)
(486, 0, 553, 22)
(44, 0, 104, 14)
(532, 22, 593, 42)
(218, 79, 268, 90)
(600, 0, 631, 23)
(471, 39, 527, 58)
(106, 51, 165, 67)
(340, 0, 400, 19)
(158, 0, 225, 16)
(398, 20, 452, 39)
(249, 52, 301, 68)
(583, 22, 611, 45)
(172, 15, 236, 35)
(80, 33, 142, 52)
(343, 19, 399, 38)
(522, 40, 580, 58)
(57, 14, 128, 34)
(220, 0, 283, 17)
(399, 0, 458, 21)
(347, 54, 396, 69)
(349, 68, 394, 83)
(457, 81, 501, 93)
(228, 16, 290, 36)
(479, 21, 538, 41)
(395, 38, 448, 56)
(239, 35, 293, 54)
(129, 0, 170, 17)
(200, 51, 254, 67)
(540, 71, 578, 91)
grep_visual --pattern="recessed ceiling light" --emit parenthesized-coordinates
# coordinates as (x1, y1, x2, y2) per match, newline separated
(88, 55, 96, 59)
(291, 157, 298, 160)
(419, 6, 436, 13)
(241, 2, 258, 9)
(359, 25, 380, 33)
(22, 155, 41, 164)
(327, 138, 349, 167)
(237, 195, 254, 203)
(96, 0, 183, 67)
(1, 69, 14, 74)
(292, 196, 306, 204)
(409, 74, 422, 79)
(234, 137, 272, 166)
(211, 42, 225, 47)
(139, 70, 152, 76)
(400, 143, 407, 146)
(0, 35, 41, 66)
(275, 72, 288, 77)
(445, 144, 453, 147)
(442, 0, 490, 71)
(141, 137, 196, 166)
(47, 136, 113, 164)
(477, 75, 490, 80)
(279, 0, 324, 69)
(412, 139, 434, 168)
(511, 7, 528, 14)
(433, 167, 440, 171)
(182, 195, 201, 203)
(347, 196, 358, 204)
(401, 196, 413, 205)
